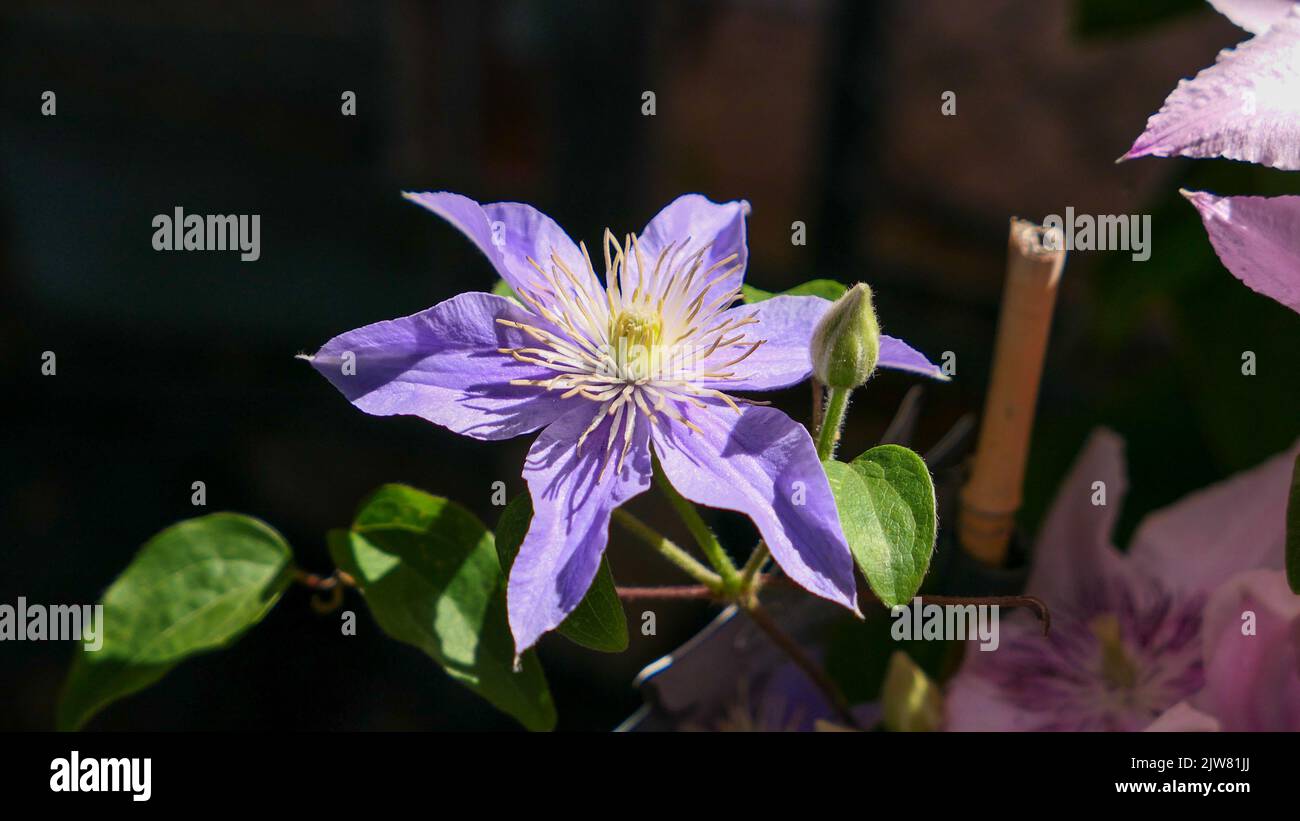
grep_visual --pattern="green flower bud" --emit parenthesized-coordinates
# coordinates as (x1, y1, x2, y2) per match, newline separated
(811, 282, 880, 389)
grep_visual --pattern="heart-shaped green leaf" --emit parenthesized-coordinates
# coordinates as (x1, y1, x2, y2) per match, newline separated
(742, 278, 847, 304)
(824, 444, 936, 607)
(329, 484, 556, 731)
(495, 494, 627, 652)
(58, 513, 294, 730)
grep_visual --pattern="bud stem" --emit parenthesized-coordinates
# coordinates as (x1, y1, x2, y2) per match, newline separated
(611, 508, 724, 590)
(815, 385, 851, 461)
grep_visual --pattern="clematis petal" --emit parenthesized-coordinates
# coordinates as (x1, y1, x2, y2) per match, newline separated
(402, 191, 599, 301)
(878, 335, 949, 381)
(1209, 0, 1297, 34)
(1144, 701, 1222, 732)
(705, 295, 947, 391)
(651, 403, 858, 613)
(634, 194, 750, 303)
(1129, 437, 1300, 596)
(1025, 429, 1135, 612)
(943, 624, 1049, 732)
(509, 405, 653, 652)
(701, 295, 827, 391)
(1197, 570, 1300, 730)
(308, 291, 574, 440)
(1120, 10, 1300, 170)
(1182, 189, 1300, 312)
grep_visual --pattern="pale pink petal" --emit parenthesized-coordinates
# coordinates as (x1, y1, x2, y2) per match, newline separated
(1025, 429, 1134, 611)
(1121, 10, 1300, 170)
(1144, 701, 1221, 731)
(1129, 436, 1300, 595)
(1209, 0, 1298, 34)
(1197, 569, 1300, 730)
(943, 619, 1048, 732)
(1182, 189, 1300, 313)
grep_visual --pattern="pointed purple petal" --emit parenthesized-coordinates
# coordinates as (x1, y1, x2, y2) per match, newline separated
(1209, 0, 1296, 34)
(878, 335, 949, 381)
(1121, 11, 1300, 169)
(705, 296, 946, 391)
(1182, 189, 1300, 312)
(508, 405, 652, 652)
(308, 291, 572, 440)
(1129, 436, 1300, 595)
(402, 191, 598, 300)
(635, 194, 749, 301)
(651, 404, 858, 613)
(702, 295, 826, 391)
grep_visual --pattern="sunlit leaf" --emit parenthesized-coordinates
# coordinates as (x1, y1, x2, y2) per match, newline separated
(58, 514, 294, 731)
(329, 484, 556, 731)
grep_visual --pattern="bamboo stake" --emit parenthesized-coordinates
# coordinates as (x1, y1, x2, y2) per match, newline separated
(958, 218, 1066, 566)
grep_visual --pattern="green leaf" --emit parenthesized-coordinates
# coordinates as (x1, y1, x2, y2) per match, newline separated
(329, 484, 556, 731)
(742, 279, 847, 304)
(1287, 453, 1300, 594)
(880, 651, 944, 732)
(491, 278, 521, 303)
(495, 494, 627, 652)
(785, 279, 848, 301)
(824, 444, 936, 607)
(58, 513, 294, 731)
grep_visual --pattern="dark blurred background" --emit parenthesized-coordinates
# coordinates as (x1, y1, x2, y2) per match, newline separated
(3, 0, 1297, 731)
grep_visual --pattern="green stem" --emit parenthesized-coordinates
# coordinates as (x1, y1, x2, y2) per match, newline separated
(739, 540, 770, 588)
(816, 385, 851, 461)
(653, 469, 741, 591)
(611, 509, 723, 590)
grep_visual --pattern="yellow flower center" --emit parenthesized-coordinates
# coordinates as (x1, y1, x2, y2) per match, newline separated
(494, 228, 764, 475)
(611, 308, 663, 350)
(610, 308, 662, 380)
(1089, 613, 1138, 689)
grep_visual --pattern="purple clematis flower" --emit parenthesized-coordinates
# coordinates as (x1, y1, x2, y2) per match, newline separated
(305, 192, 943, 652)
(945, 429, 1299, 731)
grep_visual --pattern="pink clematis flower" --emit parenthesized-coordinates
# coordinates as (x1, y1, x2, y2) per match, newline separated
(945, 429, 1299, 731)
(1122, 1, 1300, 314)
(1181, 189, 1300, 312)
(1122, 1, 1300, 169)
(1148, 569, 1300, 731)
(305, 193, 943, 652)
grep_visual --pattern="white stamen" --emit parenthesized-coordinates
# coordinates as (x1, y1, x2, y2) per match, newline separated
(499, 227, 760, 468)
